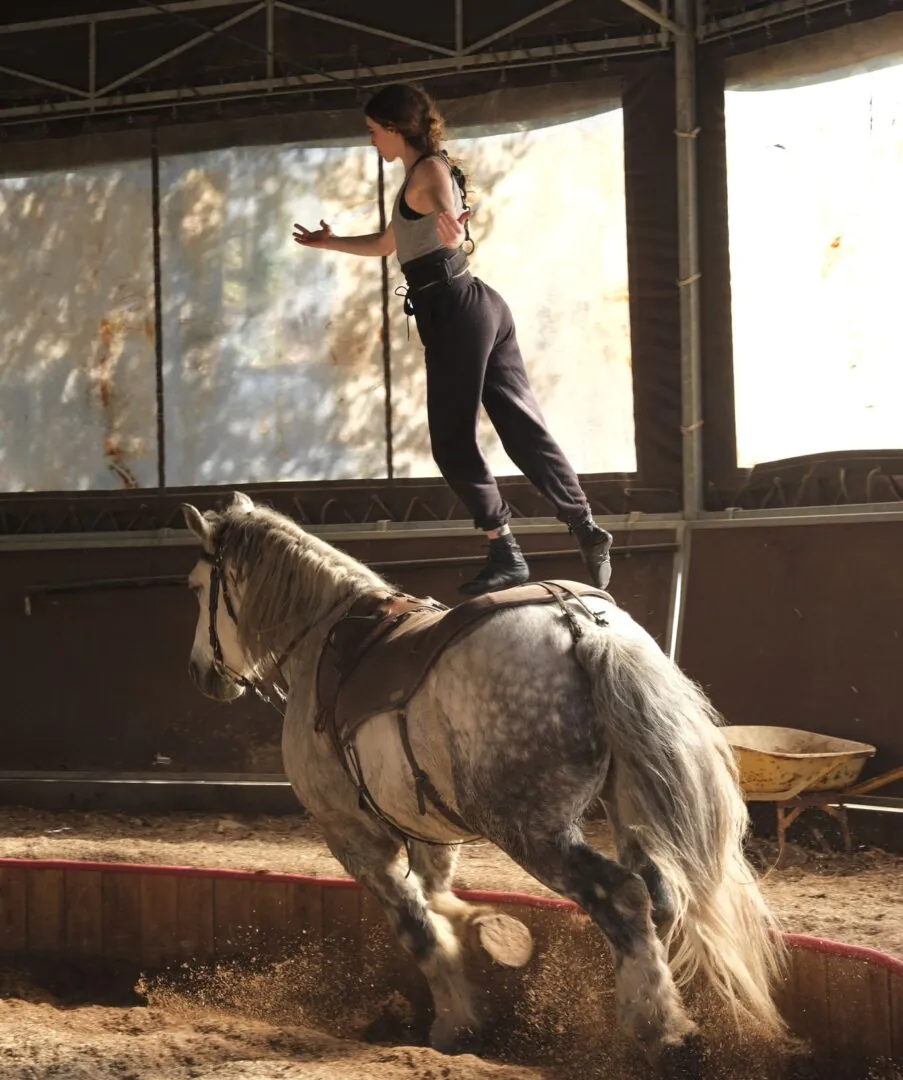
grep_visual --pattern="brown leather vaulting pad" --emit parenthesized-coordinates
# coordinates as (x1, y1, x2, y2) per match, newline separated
(317, 581, 615, 746)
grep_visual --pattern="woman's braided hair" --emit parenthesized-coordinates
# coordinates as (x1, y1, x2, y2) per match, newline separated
(365, 82, 473, 250)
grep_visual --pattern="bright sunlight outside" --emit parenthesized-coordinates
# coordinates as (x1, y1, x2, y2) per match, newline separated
(726, 59, 903, 468)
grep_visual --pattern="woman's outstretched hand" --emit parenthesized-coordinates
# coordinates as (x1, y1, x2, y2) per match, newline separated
(436, 209, 471, 249)
(293, 219, 334, 248)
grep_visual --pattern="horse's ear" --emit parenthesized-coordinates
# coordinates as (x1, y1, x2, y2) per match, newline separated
(181, 503, 214, 550)
(231, 490, 254, 513)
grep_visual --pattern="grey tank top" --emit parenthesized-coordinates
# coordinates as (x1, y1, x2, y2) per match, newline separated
(391, 154, 465, 268)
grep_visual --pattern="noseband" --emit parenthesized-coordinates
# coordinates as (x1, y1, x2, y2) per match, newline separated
(198, 546, 287, 714)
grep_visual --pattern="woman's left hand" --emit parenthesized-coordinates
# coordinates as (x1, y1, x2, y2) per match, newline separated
(436, 209, 471, 249)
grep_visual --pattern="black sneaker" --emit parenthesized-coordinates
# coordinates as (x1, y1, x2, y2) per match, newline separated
(571, 520, 613, 590)
(459, 534, 530, 596)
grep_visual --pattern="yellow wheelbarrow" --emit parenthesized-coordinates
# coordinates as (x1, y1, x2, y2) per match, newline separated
(722, 725, 903, 865)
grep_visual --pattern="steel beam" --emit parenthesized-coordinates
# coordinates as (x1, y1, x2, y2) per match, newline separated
(702, 0, 849, 37)
(659, 0, 674, 45)
(0, 0, 257, 33)
(265, 0, 274, 81)
(0, 33, 660, 123)
(461, 0, 576, 55)
(615, 0, 683, 35)
(696, 503, 903, 526)
(95, 2, 264, 97)
(0, 64, 90, 98)
(88, 21, 97, 102)
(0, 514, 682, 553)
(4, 492, 901, 551)
(275, 1, 458, 58)
(3, 502, 902, 550)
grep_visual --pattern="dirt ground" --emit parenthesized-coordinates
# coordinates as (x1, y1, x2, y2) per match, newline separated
(0, 807, 900, 958)
(0, 984, 540, 1080)
(0, 807, 901, 1080)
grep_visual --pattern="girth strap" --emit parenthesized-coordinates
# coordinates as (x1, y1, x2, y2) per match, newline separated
(396, 710, 473, 834)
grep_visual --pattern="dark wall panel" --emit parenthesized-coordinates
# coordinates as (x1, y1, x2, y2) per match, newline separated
(680, 522, 903, 794)
(622, 61, 683, 501)
(0, 529, 674, 774)
(697, 56, 739, 498)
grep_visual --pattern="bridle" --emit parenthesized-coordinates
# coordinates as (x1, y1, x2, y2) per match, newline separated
(198, 546, 288, 715)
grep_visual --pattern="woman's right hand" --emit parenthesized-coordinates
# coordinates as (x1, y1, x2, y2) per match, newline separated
(293, 219, 334, 249)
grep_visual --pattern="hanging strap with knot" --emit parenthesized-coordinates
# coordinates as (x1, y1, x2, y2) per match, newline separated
(403, 152, 474, 254)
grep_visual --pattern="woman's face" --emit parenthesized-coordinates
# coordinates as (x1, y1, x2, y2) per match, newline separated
(366, 117, 405, 162)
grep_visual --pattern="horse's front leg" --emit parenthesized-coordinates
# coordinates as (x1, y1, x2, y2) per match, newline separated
(408, 841, 534, 970)
(323, 824, 479, 1054)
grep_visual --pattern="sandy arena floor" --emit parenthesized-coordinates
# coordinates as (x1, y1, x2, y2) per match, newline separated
(0, 808, 901, 1080)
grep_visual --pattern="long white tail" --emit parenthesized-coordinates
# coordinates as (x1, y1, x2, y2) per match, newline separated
(574, 621, 787, 1034)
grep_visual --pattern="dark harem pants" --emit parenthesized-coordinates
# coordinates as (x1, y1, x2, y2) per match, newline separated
(411, 271, 590, 532)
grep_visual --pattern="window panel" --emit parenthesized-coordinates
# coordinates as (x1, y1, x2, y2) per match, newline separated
(0, 163, 157, 491)
(727, 62, 903, 467)
(159, 144, 388, 486)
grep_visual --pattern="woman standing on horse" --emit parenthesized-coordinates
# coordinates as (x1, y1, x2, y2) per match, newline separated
(293, 82, 612, 597)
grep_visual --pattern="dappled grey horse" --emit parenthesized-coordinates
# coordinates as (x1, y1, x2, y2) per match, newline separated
(180, 492, 785, 1066)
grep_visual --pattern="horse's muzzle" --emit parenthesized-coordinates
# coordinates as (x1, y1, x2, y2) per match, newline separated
(189, 657, 245, 702)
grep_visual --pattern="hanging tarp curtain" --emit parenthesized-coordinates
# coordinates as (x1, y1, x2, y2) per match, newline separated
(2, 28, 902, 513)
(0, 77, 623, 172)
(2, 75, 650, 504)
(724, 11, 903, 90)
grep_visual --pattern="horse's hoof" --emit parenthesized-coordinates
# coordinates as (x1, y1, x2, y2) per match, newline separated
(655, 1030, 705, 1080)
(473, 912, 534, 968)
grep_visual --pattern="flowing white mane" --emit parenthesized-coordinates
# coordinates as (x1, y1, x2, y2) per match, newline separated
(212, 503, 388, 666)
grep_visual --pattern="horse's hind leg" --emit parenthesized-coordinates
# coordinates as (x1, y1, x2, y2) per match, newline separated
(407, 841, 463, 921)
(407, 844, 482, 956)
(603, 785, 676, 936)
(322, 826, 478, 1054)
(506, 832, 695, 1054)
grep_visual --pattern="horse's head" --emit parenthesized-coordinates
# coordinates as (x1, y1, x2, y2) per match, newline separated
(181, 491, 255, 703)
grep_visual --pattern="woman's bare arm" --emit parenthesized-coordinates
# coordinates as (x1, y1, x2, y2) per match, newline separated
(293, 219, 396, 257)
(407, 159, 471, 249)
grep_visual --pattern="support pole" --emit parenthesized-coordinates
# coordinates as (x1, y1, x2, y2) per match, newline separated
(151, 128, 166, 491)
(377, 152, 393, 481)
(88, 21, 97, 108)
(674, 0, 704, 519)
(265, 0, 274, 82)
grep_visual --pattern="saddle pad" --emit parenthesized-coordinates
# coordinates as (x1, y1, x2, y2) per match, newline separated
(316, 579, 614, 745)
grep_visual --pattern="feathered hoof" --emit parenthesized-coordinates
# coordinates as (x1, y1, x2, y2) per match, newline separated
(654, 1029, 706, 1080)
(472, 911, 534, 968)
